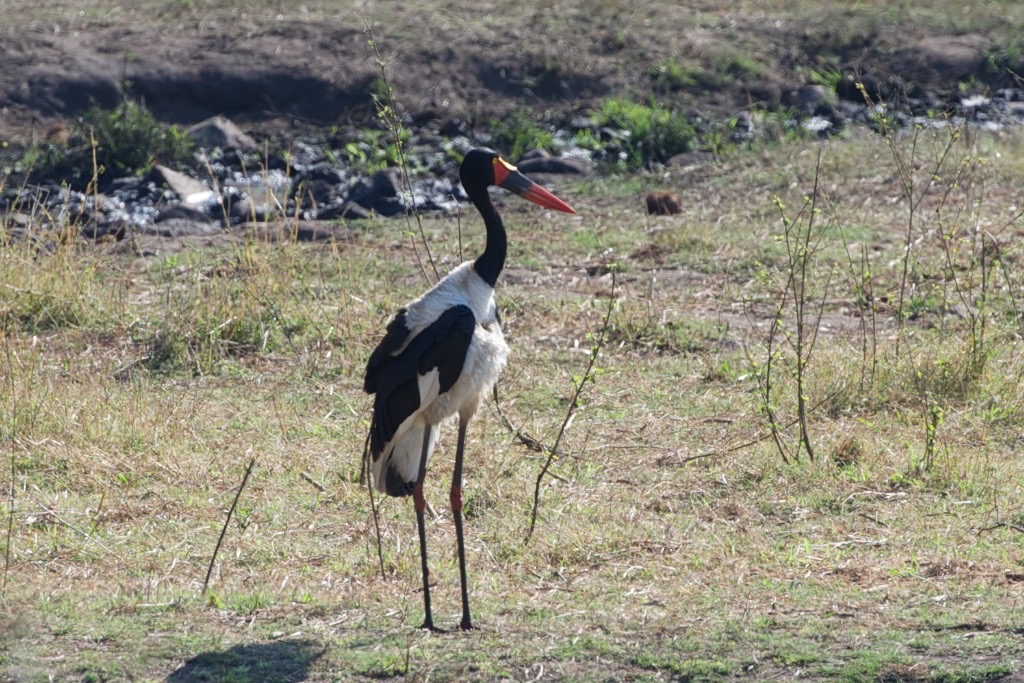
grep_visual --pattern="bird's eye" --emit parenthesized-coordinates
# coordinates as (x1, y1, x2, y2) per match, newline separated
(494, 157, 518, 172)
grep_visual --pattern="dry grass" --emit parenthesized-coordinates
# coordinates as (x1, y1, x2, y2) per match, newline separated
(3, 129, 1024, 681)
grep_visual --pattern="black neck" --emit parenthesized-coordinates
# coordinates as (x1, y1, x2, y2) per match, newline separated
(470, 191, 507, 288)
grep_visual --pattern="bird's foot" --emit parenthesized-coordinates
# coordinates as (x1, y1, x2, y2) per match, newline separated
(419, 620, 447, 633)
(459, 617, 477, 631)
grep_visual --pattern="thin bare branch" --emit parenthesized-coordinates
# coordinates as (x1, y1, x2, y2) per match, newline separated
(361, 18, 439, 286)
(3, 450, 13, 600)
(664, 390, 842, 467)
(360, 427, 387, 579)
(202, 457, 257, 597)
(490, 385, 570, 459)
(525, 269, 616, 544)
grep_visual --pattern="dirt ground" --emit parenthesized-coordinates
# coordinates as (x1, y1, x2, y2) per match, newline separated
(0, 3, 1001, 145)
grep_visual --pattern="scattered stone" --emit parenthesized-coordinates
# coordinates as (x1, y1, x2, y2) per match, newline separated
(346, 169, 406, 216)
(729, 111, 755, 142)
(303, 163, 348, 185)
(315, 201, 370, 221)
(666, 151, 715, 169)
(646, 191, 682, 216)
(187, 116, 259, 152)
(299, 178, 340, 207)
(795, 84, 834, 114)
(285, 140, 327, 170)
(150, 165, 215, 205)
(138, 217, 221, 237)
(154, 204, 213, 224)
(80, 217, 127, 241)
(224, 191, 253, 223)
(516, 149, 594, 175)
(0, 211, 33, 231)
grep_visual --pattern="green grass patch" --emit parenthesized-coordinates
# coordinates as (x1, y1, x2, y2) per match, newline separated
(593, 96, 698, 169)
(19, 99, 193, 190)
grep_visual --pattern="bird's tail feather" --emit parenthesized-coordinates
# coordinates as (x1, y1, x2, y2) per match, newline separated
(373, 422, 439, 497)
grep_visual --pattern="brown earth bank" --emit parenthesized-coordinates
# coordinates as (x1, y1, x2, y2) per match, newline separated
(0, 1, 1018, 145)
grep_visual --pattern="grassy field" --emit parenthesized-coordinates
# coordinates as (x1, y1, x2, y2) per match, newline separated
(2, 119, 1024, 681)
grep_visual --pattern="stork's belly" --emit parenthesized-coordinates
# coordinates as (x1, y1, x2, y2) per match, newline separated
(424, 322, 508, 423)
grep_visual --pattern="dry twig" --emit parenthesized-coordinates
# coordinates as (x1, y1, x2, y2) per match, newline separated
(202, 457, 256, 597)
(525, 270, 617, 544)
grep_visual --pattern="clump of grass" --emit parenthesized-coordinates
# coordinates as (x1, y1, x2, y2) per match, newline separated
(647, 57, 700, 93)
(135, 247, 326, 376)
(0, 241, 127, 335)
(19, 99, 193, 190)
(489, 109, 559, 162)
(341, 126, 412, 174)
(593, 96, 697, 169)
(605, 303, 727, 356)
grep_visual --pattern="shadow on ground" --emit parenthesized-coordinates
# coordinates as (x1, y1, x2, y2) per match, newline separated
(166, 638, 326, 683)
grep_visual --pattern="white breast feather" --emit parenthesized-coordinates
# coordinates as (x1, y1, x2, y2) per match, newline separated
(373, 262, 510, 493)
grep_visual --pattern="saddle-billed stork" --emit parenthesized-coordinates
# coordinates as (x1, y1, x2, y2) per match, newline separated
(363, 148, 576, 630)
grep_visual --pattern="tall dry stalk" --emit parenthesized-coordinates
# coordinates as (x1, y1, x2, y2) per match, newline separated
(750, 148, 831, 463)
(202, 457, 257, 597)
(362, 18, 438, 286)
(525, 269, 616, 543)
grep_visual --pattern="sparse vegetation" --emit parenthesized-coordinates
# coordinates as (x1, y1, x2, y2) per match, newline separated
(341, 126, 412, 174)
(3, 123, 1024, 680)
(489, 110, 559, 162)
(19, 99, 193, 190)
(4, 2, 1024, 682)
(592, 96, 697, 169)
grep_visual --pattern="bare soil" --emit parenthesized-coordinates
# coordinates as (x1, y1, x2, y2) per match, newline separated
(0, 4, 1003, 144)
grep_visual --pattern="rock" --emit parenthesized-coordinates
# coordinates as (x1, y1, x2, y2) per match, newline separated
(303, 163, 347, 185)
(154, 204, 213, 223)
(80, 217, 127, 241)
(284, 140, 325, 169)
(0, 211, 32, 231)
(150, 165, 215, 205)
(408, 177, 462, 213)
(138, 217, 221, 237)
(796, 84, 833, 113)
(439, 117, 471, 138)
(315, 201, 370, 221)
(298, 178, 340, 207)
(645, 191, 682, 216)
(187, 116, 258, 152)
(345, 169, 406, 216)
(516, 149, 594, 175)
(106, 176, 145, 196)
(666, 151, 715, 168)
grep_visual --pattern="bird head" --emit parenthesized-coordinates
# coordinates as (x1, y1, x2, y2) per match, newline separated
(460, 148, 576, 214)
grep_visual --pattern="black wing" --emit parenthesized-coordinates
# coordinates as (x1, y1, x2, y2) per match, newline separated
(364, 304, 476, 456)
(364, 308, 410, 394)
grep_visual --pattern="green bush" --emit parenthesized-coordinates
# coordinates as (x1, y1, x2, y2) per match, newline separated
(20, 99, 193, 190)
(489, 110, 559, 162)
(594, 97, 697, 169)
(647, 57, 700, 93)
(341, 127, 411, 173)
(85, 100, 192, 178)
